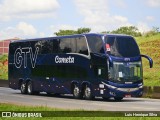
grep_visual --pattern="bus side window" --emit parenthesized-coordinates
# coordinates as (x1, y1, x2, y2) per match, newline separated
(76, 37, 89, 55)
(52, 39, 60, 53)
(59, 38, 76, 53)
(87, 36, 104, 54)
(41, 40, 53, 54)
(60, 38, 71, 53)
(35, 41, 42, 54)
(70, 38, 76, 53)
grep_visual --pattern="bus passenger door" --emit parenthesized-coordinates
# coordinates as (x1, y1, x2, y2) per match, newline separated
(90, 53, 108, 80)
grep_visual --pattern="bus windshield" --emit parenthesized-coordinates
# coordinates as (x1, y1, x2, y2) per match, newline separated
(105, 36, 140, 57)
(108, 61, 142, 82)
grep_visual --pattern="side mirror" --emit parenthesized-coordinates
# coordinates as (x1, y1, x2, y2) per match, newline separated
(141, 54, 153, 68)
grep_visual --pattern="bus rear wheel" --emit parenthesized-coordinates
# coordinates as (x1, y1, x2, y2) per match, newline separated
(20, 82, 27, 94)
(27, 81, 34, 95)
(73, 84, 82, 99)
(84, 85, 94, 100)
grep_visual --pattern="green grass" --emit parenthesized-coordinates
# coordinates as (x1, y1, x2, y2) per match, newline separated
(0, 54, 8, 62)
(0, 103, 158, 120)
(136, 33, 160, 44)
(135, 33, 160, 86)
(0, 103, 60, 111)
(0, 55, 8, 80)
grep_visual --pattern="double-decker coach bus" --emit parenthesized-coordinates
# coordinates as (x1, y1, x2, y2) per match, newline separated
(8, 33, 153, 101)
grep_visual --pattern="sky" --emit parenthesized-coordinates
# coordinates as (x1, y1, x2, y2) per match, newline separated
(0, 0, 160, 40)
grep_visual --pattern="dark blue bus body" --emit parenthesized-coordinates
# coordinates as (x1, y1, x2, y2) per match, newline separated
(8, 33, 153, 101)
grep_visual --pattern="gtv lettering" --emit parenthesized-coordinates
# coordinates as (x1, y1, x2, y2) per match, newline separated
(14, 47, 39, 68)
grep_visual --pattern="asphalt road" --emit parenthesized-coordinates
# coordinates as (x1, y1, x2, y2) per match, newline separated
(0, 87, 160, 111)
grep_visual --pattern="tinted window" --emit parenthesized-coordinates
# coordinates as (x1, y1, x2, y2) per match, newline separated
(52, 39, 60, 53)
(60, 38, 72, 53)
(41, 40, 53, 54)
(105, 36, 140, 57)
(35, 41, 42, 53)
(59, 37, 88, 55)
(87, 36, 104, 53)
(76, 37, 88, 55)
(36, 39, 60, 54)
(29, 41, 39, 53)
(70, 38, 76, 53)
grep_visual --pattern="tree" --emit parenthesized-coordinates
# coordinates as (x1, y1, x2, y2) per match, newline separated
(110, 26, 142, 37)
(101, 31, 111, 34)
(54, 30, 77, 36)
(77, 28, 91, 34)
(54, 27, 91, 36)
(152, 26, 159, 33)
(144, 26, 160, 37)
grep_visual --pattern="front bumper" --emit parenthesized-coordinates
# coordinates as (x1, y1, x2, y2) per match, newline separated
(99, 82, 143, 98)
(107, 87, 143, 97)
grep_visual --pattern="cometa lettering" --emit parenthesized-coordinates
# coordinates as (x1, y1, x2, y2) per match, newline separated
(55, 56, 74, 63)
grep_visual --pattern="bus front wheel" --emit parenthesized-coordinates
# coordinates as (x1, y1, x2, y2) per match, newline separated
(73, 84, 82, 99)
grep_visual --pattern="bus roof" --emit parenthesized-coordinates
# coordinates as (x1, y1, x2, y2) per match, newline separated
(10, 33, 132, 43)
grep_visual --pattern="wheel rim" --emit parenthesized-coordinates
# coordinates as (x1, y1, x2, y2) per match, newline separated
(85, 87, 91, 98)
(74, 86, 79, 97)
(21, 83, 25, 92)
(28, 83, 32, 94)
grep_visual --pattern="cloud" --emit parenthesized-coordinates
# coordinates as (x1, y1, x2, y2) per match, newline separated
(0, 0, 60, 21)
(147, 0, 160, 7)
(112, 0, 127, 8)
(74, 0, 131, 32)
(137, 22, 151, 33)
(0, 22, 39, 40)
(17, 22, 37, 36)
(146, 16, 155, 22)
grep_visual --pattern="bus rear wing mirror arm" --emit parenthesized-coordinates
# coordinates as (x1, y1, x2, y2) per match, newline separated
(106, 55, 113, 67)
(141, 54, 153, 68)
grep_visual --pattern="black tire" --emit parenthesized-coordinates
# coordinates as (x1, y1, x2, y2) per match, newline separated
(20, 82, 27, 94)
(83, 85, 94, 100)
(27, 81, 34, 95)
(114, 97, 123, 101)
(73, 84, 82, 99)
